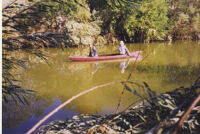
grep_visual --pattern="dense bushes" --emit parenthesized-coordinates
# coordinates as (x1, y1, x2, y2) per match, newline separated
(167, 0, 200, 40)
(3, 0, 199, 45)
(88, 0, 200, 42)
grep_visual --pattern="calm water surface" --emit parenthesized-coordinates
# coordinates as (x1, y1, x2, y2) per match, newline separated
(3, 41, 200, 134)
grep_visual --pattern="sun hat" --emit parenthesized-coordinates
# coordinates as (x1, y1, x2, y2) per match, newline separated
(120, 41, 124, 45)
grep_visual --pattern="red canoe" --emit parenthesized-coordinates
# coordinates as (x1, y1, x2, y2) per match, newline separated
(69, 51, 142, 61)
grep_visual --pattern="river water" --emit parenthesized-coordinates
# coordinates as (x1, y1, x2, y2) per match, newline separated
(3, 41, 200, 134)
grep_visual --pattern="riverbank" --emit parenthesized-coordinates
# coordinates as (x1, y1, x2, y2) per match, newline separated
(37, 77, 200, 134)
(2, 1, 200, 133)
(3, 0, 200, 50)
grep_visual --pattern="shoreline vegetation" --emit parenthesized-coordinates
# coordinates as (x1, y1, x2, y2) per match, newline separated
(37, 77, 200, 134)
(2, 0, 200, 133)
(2, 0, 200, 49)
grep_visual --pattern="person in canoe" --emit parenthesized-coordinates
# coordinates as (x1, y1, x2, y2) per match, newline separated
(118, 41, 130, 56)
(89, 44, 98, 57)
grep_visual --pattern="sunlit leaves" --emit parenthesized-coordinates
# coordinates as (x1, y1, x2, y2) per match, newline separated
(179, 13, 189, 23)
(168, 0, 200, 39)
(89, 0, 169, 42)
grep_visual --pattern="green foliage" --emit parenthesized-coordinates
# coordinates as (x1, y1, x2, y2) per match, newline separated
(2, 0, 79, 104)
(88, 0, 200, 42)
(2, 0, 95, 104)
(88, 0, 169, 42)
(37, 0, 92, 23)
(168, 0, 200, 40)
(87, 0, 108, 11)
(124, 0, 169, 42)
(74, 0, 92, 22)
(38, 0, 77, 16)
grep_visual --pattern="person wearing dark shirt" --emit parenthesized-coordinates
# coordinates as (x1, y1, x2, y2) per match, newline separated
(89, 44, 98, 57)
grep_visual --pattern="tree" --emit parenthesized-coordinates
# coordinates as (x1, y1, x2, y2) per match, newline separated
(2, 0, 82, 103)
(87, 0, 169, 42)
(168, 0, 200, 40)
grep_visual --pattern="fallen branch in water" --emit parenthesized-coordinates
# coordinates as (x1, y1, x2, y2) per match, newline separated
(36, 76, 200, 134)
(26, 81, 123, 134)
(2, 0, 17, 10)
(173, 94, 200, 134)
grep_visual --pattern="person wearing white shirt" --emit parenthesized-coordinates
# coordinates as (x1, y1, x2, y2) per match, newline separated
(118, 41, 130, 56)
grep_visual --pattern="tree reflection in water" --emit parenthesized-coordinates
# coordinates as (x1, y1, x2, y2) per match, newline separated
(3, 95, 48, 129)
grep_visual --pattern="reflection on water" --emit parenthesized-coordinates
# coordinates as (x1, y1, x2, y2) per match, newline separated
(120, 60, 130, 73)
(3, 41, 200, 133)
(92, 63, 98, 75)
(69, 57, 140, 75)
(3, 97, 78, 134)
